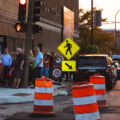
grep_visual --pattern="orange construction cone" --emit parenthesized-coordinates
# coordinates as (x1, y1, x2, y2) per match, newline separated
(32, 76, 54, 115)
(72, 82, 101, 120)
(90, 74, 107, 108)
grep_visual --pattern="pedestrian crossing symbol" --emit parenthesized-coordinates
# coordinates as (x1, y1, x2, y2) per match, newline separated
(57, 37, 80, 60)
(62, 60, 76, 72)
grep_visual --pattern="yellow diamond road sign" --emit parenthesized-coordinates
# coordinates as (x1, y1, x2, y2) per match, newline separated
(57, 37, 80, 60)
(62, 60, 76, 72)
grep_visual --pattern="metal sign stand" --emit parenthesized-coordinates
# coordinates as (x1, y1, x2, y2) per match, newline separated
(68, 72, 71, 95)
(57, 37, 80, 96)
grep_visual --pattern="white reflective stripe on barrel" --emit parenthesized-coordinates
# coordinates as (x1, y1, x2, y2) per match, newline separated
(75, 111, 100, 120)
(34, 100, 53, 106)
(94, 84, 105, 90)
(35, 87, 53, 93)
(96, 94, 107, 100)
(73, 95, 96, 105)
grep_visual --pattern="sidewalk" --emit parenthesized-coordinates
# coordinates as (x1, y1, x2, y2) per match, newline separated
(100, 80, 120, 120)
(0, 84, 68, 104)
(0, 82, 73, 120)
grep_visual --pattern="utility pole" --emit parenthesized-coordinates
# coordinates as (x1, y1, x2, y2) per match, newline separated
(22, 0, 34, 87)
(115, 10, 120, 46)
(91, 0, 94, 45)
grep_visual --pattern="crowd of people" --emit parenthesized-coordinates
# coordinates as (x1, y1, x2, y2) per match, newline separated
(0, 47, 63, 88)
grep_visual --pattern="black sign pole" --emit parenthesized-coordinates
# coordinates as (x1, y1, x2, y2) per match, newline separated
(68, 72, 71, 95)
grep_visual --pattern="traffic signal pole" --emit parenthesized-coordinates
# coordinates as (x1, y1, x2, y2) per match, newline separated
(22, 0, 34, 87)
(91, 0, 94, 45)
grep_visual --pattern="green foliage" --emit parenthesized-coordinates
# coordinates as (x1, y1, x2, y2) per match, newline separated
(86, 45, 99, 54)
(78, 8, 117, 55)
(94, 30, 115, 54)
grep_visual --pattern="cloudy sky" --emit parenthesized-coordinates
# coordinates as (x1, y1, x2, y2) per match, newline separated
(79, 0, 120, 29)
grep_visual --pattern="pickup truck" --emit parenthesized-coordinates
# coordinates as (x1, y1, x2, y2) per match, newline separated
(76, 54, 115, 90)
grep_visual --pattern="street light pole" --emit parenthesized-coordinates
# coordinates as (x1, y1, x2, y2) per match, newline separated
(115, 10, 120, 46)
(91, 0, 94, 45)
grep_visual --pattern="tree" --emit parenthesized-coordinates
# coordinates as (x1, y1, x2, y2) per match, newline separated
(79, 8, 117, 55)
(94, 30, 115, 54)
(86, 45, 99, 54)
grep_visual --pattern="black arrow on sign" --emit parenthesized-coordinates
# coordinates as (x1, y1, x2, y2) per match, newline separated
(65, 63, 72, 69)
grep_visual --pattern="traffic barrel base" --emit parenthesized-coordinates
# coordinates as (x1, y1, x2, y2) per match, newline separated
(32, 76, 54, 116)
(90, 74, 107, 108)
(72, 82, 101, 120)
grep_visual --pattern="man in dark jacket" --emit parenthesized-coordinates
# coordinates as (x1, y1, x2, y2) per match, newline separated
(12, 48, 24, 88)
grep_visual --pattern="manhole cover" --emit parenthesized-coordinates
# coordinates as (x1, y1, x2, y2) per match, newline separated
(12, 93, 32, 97)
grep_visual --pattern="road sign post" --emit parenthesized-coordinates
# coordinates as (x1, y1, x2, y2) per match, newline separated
(57, 37, 80, 94)
(62, 60, 76, 94)
(67, 72, 71, 95)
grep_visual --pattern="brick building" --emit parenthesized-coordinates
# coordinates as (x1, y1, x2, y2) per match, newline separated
(34, 0, 79, 53)
(0, 0, 25, 53)
(0, 0, 79, 53)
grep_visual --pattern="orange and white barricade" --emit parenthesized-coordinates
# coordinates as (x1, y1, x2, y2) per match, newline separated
(72, 82, 100, 120)
(32, 76, 54, 115)
(90, 74, 107, 108)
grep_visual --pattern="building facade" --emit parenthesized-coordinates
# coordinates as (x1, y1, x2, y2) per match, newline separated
(0, 0, 25, 53)
(34, 0, 79, 53)
(0, 0, 79, 53)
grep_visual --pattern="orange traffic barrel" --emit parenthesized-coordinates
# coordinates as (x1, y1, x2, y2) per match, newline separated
(90, 74, 107, 108)
(32, 76, 54, 115)
(72, 82, 100, 120)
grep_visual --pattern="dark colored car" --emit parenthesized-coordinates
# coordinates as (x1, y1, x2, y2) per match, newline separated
(112, 54, 120, 64)
(76, 54, 115, 90)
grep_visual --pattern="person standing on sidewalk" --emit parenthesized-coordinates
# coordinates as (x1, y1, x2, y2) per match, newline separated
(34, 47, 43, 83)
(29, 50, 36, 87)
(0, 52, 3, 86)
(1, 48, 12, 86)
(43, 53, 50, 77)
(12, 48, 24, 88)
(49, 52, 57, 78)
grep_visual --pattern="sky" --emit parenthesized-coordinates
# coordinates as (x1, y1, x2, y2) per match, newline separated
(79, 0, 120, 30)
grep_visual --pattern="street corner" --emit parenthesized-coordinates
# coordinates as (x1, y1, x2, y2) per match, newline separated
(0, 88, 34, 104)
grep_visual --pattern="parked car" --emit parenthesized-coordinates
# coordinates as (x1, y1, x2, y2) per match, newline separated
(76, 54, 115, 90)
(112, 54, 120, 64)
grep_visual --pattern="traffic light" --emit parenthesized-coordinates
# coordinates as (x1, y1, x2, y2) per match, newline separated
(33, 0, 40, 22)
(32, 24, 43, 34)
(14, 22, 43, 33)
(18, 0, 27, 21)
(94, 11, 102, 27)
(15, 22, 26, 32)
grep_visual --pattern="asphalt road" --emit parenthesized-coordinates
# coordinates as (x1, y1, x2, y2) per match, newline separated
(2, 81, 120, 120)
(5, 111, 75, 120)
(0, 95, 73, 120)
